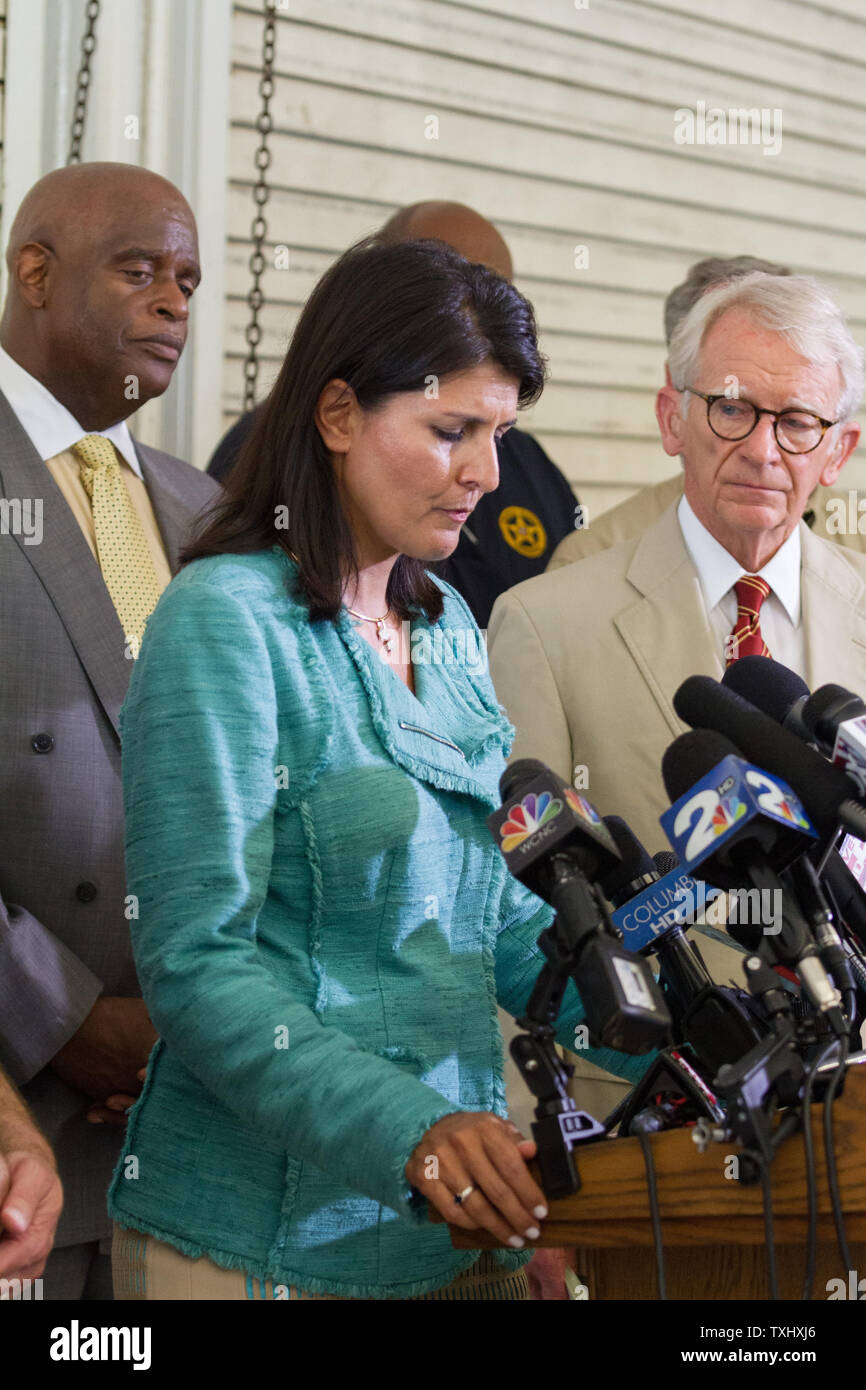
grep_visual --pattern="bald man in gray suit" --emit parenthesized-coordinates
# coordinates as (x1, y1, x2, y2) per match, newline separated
(0, 163, 219, 1298)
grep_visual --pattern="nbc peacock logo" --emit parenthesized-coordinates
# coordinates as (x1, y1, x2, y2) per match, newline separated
(712, 794, 747, 836)
(772, 796, 812, 830)
(499, 792, 562, 852)
(563, 786, 601, 823)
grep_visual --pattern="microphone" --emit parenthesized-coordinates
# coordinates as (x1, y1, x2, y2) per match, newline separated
(804, 682, 866, 740)
(661, 728, 845, 1030)
(736, 662, 866, 805)
(654, 851, 679, 876)
(599, 815, 659, 908)
(812, 839, 866, 1023)
(489, 761, 670, 1052)
(495, 759, 622, 889)
(601, 816, 766, 1074)
(717, 661, 866, 1006)
(661, 728, 818, 898)
(821, 850, 866, 951)
(674, 674, 866, 841)
(722, 655, 814, 743)
(718, 663, 866, 897)
(802, 683, 866, 801)
(601, 816, 721, 954)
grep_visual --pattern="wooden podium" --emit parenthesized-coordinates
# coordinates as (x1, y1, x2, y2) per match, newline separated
(431, 1065, 866, 1299)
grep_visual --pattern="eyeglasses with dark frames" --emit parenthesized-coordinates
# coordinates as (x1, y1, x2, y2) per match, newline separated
(682, 387, 838, 455)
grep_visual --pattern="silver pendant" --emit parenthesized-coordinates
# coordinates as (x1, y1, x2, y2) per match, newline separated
(375, 618, 394, 654)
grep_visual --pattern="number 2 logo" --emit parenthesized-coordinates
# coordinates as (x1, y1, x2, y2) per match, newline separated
(671, 788, 720, 863)
(745, 769, 789, 819)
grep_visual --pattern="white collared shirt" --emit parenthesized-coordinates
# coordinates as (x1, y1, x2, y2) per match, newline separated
(0, 343, 172, 585)
(0, 344, 140, 474)
(677, 493, 806, 675)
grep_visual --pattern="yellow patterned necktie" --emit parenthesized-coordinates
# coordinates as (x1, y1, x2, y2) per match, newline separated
(74, 434, 163, 650)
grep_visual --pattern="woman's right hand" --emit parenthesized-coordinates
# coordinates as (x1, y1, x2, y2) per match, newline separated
(405, 1112, 548, 1247)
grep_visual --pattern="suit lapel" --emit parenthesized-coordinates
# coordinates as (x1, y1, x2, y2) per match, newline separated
(613, 502, 723, 736)
(801, 520, 866, 693)
(611, 508, 866, 731)
(136, 442, 196, 574)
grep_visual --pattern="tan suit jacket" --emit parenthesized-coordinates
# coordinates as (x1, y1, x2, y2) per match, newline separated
(551, 475, 866, 569)
(488, 501, 866, 1114)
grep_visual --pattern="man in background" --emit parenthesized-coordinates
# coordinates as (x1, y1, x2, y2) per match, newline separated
(0, 163, 219, 1298)
(208, 200, 578, 628)
(489, 270, 866, 1117)
(551, 254, 865, 567)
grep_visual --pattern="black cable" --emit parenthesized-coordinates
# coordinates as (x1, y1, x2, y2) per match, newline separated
(823, 1034, 853, 1275)
(602, 1092, 630, 1135)
(743, 1147, 780, 1300)
(760, 1153, 780, 1302)
(800, 1039, 840, 1301)
(636, 1130, 667, 1300)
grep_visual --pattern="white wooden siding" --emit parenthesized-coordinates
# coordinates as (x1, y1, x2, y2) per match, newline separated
(226, 0, 866, 512)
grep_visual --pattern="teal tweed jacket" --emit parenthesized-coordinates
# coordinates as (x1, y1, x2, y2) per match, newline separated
(107, 548, 649, 1298)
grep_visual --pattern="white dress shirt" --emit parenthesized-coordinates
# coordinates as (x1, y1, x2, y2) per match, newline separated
(0, 344, 171, 584)
(677, 493, 806, 675)
(0, 344, 139, 471)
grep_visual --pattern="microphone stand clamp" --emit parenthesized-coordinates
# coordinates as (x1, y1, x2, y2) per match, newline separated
(510, 917, 606, 1199)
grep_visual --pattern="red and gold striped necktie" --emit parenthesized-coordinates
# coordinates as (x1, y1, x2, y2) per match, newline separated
(726, 575, 772, 665)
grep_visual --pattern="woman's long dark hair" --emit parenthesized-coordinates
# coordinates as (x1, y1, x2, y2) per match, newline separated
(183, 236, 546, 621)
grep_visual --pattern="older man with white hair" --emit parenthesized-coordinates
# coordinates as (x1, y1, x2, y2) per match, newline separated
(487, 271, 866, 1112)
(551, 255, 866, 567)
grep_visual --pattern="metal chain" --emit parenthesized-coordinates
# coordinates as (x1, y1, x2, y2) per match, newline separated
(67, 0, 101, 165)
(243, 1, 278, 412)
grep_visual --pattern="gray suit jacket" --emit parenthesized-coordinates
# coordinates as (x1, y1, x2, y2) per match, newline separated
(0, 389, 220, 1246)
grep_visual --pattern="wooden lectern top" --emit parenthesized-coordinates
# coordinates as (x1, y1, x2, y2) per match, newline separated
(431, 1064, 866, 1252)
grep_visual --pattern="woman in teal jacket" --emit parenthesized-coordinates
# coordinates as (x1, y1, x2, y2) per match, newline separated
(108, 237, 647, 1300)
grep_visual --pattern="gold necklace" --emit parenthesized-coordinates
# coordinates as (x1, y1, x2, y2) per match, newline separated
(346, 603, 396, 655)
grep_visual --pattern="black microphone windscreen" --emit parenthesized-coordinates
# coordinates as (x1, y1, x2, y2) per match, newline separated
(722, 655, 809, 725)
(602, 816, 655, 876)
(599, 816, 655, 901)
(653, 851, 679, 875)
(662, 729, 740, 805)
(802, 684, 866, 738)
(499, 758, 549, 801)
(674, 675, 857, 835)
